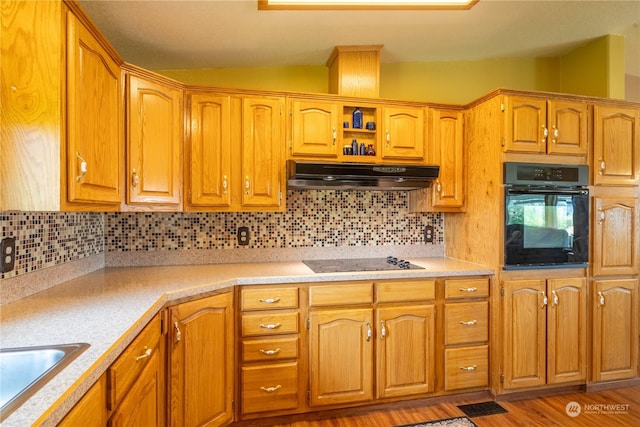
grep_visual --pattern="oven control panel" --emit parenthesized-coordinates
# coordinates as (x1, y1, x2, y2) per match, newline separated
(504, 162, 589, 186)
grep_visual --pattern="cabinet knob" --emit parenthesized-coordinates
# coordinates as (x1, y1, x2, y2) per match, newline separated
(460, 365, 477, 371)
(245, 176, 250, 194)
(597, 291, 605, 307)
(75, 152, 88, 183)
(135, 347, 152, 362)
(386, 130, 390, 147)
(551, 125, 559, 144)
(541, 291, 548, 308)
(598, 208, 605, 224)
(541, 125, 548, 143)
(332, 127, 337, 145)
(366, 322, 372, 342)
(598, 159, 606, 174)
(380, 320, 386, 338)
(222, 175, 228, 194)
(174, 321, 182, 344)
(551, 290, 559, 307)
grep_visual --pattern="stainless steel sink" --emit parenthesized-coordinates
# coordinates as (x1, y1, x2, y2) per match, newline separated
(0, 343, 89, 422)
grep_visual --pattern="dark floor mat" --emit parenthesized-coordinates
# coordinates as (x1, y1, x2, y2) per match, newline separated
(457, 401, 508, 418)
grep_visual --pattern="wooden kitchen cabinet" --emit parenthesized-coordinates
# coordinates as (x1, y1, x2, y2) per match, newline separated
(58, 375, 107, 427)
(168, 292, 234, 427)
(502, 96, 588, 155)
(65, 9, 123, 207)
(186, 92, 284, 211)
(124, 68, 183, 210)
(288, 98, 340, 158)
(591, 278, 639, 382)
(502, 277, 586, 390)
(375, 304, 435, 398)
(593, 105, 640, 186)
(592, 196, 640, 277)
(381, 105, 426, 161)
(308, 307, 374, 407)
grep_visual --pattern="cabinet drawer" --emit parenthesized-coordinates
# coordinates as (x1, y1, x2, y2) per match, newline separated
(242, 312, 299, 336)
(445, 301, 488, 345)
(241, 287, 299, 311)
(242, 337, 299, 362)
(107, 314, 161, 409)
(376, 280, 435, 303)
(444, 278, 489, 299)
(309, 282, 372, 306)
(241, 362, 298, 414)
(444, 345, 489, 391)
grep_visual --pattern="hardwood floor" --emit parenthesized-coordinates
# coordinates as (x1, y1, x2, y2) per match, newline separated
(233, 386, 640, 427)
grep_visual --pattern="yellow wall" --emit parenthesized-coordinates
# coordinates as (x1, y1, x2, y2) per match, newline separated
(559, 35, 625, 99)
(156, 36, 625, 104)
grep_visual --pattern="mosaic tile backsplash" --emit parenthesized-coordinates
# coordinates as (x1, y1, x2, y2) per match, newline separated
(1, 190, 443, 280)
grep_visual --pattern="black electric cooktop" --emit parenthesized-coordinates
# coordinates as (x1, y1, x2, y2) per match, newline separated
(303, 256, 424, 273)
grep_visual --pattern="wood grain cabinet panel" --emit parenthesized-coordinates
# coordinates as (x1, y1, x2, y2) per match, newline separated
(125, 71, 183, 209)
(593, 105, 640, 185)
(381, 106, 425, 161)
(444, 345, 489, 391)
(241, 362, 299, 414)
(58, 375, 107, 427)
(445, 301, 488, 345)
(241, 312, 299, 337)
(241, 287, 299, 311)
(444, 278, 489, 299)
(288, 98, 340, 158)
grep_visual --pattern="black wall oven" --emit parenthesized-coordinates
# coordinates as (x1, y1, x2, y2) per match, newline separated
(504, 162, 589, 270)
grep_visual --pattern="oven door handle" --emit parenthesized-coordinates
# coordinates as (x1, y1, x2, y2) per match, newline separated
(506, 188, 588, 196)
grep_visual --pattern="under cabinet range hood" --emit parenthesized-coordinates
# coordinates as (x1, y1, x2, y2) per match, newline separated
(287, 160, 439, 190)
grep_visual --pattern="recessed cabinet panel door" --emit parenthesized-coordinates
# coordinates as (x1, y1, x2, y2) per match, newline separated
(547, 101, 588, 156)
(547, 278, 586, 384)
(593, 105, 640, 185)
(430, 109, 464, 209)
(290, 99, 339, 157)
(503, 97, 546, 154)
(127, 75, 182, 206)
(593, 197, 640, 276)
(375, 305, 434, 399)
(502, 279, 547, 389)
(309, 308, 373, 406)
(382, 106, 425, 160)
(66, 12, 122, 204)
(592, 279, 638, 382)
(242, 97, 283, 208)
(188, 93, 232, 207)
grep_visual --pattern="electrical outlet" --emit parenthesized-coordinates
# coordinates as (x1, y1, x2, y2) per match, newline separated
(424, 225, 434, 243)
(237, 227, 250, 246)
(1, 237, 16, 273)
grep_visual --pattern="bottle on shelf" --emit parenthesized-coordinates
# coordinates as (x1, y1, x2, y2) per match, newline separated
(351, 139, 358, 155)
(352, 107, 362, 129)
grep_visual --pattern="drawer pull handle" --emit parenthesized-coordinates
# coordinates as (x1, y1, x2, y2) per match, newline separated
(460, 365, 477, 371)
(366, 322, 372, 342)
(259, 323, 282, 329)
(459, 320, 477, 326)
(135, 347, 152, 362)
(258, 298, 281, 304)
(260, 385, 282, 393)
(459, 287, 477, 293)
(259, 348, 281, 356)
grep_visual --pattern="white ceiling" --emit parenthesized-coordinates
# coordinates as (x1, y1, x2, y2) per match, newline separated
(78, 0, 640, 77)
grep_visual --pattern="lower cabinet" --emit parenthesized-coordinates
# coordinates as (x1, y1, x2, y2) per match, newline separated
(58, 375, 108, 427)
(168, 292, 234, 427)
(591, 278, 639, 382)
(502, 277, 587, 390)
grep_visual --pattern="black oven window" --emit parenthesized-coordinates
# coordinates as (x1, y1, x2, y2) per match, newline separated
(505, 192, 589, 267)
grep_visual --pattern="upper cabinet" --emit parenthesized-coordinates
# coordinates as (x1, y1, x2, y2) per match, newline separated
(124, 69, 183, 211)
(185, 91, 285, 212)
(65, 10, 123, 207)
(502, 96, 588, 156)
(593, 105, 640, 186)
(381, 105, 426, 161)
(288, 98, 339, 159)
(1, 1, 123, 211)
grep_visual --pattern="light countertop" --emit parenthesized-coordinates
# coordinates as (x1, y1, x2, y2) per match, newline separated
(0, 257, 493, 426)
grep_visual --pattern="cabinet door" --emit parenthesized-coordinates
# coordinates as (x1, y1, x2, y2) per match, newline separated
(502, 279, 546, 389)
(381, 106, 425, 160)
(109, 348, 164, 427)
(126, 73, 182, 208)
(592, 197, 640, 276)
(241, 97, 284, 208)
(547, 278, 586, 384)
(429, 109, 464, 210)
(289, 99, 339, 158)
(593, 105, 640, 185)
(309, 308, 373, 406)
(66, 11, 122, 205)
(503, 97, 546, 154)
(592, 279, 639, 382)
(188, 93, 232, 207)
(375, 305, 435, 399)
(58, 375, 107, 427)
(169, 292, 234, 427)
(546, 100, 588, 156)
